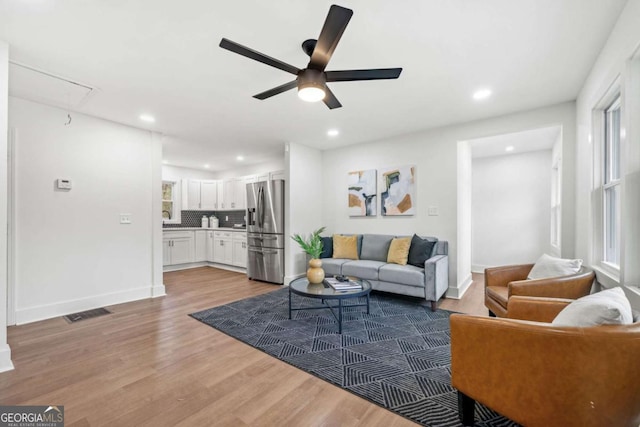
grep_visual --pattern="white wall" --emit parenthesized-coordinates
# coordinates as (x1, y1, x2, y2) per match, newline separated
(213, 158, 284, 180)
(162, 165, 217, 181)
(10, 97, 162, 324)
(0, 41, 13, 372)
(575, 0, 640, 307)
(285, 143, 323, 284)
(321, 102, 576, 295)
(472, 150, 552, 270)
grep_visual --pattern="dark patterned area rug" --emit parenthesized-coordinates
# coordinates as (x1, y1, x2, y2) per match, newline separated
(190, 288, 518, 427)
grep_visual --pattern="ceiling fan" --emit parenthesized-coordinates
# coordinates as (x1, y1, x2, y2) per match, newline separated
(219, 4, 402, 109)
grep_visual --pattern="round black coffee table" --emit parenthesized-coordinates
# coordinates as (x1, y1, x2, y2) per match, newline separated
(288, 277, 372, 333)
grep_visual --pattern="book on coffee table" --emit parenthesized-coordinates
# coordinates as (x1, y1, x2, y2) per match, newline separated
(324, 277, 362, 290)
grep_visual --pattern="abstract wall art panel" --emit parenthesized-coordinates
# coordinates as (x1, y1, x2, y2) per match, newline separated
(381, 165, 416, 216)
(348, 169, 377, 216)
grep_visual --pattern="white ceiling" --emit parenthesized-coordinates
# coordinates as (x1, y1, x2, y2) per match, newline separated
(0, 0, 628, 171)
(470, 126, 560, 158)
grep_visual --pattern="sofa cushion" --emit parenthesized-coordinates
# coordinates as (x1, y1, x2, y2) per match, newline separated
(342, 260, 387, 281)
(486, 286, 509, 309)
(333, 234, 359, 260)
(407, 234, 437, 267)
(528, 253, 583, 279)
(552, 287, 633, 327)
(321, 258, 350, 276)
(320, 236, 333, 258)
(378, 263, 425, 288)
(360, 234, 393, 262)
(387, 237, 412, 265)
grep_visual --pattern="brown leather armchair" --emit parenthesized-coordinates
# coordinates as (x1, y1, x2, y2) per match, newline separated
(484, 264, 595, 317)
(450, 297, 640, 427)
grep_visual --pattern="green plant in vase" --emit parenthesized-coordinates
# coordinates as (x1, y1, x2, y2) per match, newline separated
(291, 227, 326, 284)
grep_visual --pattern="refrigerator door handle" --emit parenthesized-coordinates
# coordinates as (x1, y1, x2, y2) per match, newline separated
(258, 186, 266, 228)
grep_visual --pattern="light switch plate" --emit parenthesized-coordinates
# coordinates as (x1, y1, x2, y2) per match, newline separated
(120, 213, 132, 224)
(428, 206, 439, 216)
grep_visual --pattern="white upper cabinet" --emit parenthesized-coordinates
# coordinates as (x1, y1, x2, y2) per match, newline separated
(177, 170, 282, 211)
(200, 181, 218, 210)
(186, 179, 219, 210)
(221, 175, 253, 210)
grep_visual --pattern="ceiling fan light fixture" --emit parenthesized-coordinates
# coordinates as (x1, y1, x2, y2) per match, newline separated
(297, 68, 326, 103)
(298, 85, 325, 103)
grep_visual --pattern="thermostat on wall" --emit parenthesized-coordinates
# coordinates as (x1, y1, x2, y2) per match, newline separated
(56, 179, 72, 190)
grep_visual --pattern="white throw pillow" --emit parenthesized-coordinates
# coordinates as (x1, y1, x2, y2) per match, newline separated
(527, 253, 583, 280)
(552, 287, 633, 327)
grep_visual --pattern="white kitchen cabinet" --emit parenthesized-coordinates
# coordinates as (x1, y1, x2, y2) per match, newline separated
(221, 179, 235, 210)
(221, 177, 250, 210)
(201, 181, 218, 209)
(187, 179, 219, 210)
(163, 231, 195, 266)
(206, 231, 215, 262)
(232, 232, 247, 268)
(194, 230, 207, 262)
(213, 231, 233, 265)
(216, 181, 224, 209)
(162, 240, 171, 265)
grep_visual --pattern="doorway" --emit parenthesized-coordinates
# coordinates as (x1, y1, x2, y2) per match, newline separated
(468, 126, 562, 272)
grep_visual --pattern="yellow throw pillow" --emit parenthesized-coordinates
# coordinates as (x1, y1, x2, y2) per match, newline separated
(332, 234, 359, 260)
(387, 237, 412, 265)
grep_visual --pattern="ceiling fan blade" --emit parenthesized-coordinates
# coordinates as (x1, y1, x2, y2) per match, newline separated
(323, 86, 342, 109)
(253, 81, 298, 100)
(309, 5, 353, 71)
(326, 68, 403, 82)
(219, 38, 300, 75)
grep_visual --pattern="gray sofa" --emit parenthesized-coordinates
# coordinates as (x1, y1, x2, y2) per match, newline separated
(321, 234, 449, 311)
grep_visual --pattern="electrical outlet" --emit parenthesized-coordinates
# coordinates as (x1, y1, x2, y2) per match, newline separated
(120, 213, 132, 224)
(428, 207, 439, 216)
(225, 215, 229, 221)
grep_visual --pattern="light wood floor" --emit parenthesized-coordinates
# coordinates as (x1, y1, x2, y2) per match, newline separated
(2, 268, 488, 426)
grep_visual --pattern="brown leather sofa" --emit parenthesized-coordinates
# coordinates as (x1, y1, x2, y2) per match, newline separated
(484, 264, 595, 317)
(450, 296, 640, 427)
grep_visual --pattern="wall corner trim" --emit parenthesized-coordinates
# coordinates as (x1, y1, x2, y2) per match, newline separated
(0, 345, 14, 373)
(447, 274, 472, 299)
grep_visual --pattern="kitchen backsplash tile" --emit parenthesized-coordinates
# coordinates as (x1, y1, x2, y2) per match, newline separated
(163, 210, 246, 228)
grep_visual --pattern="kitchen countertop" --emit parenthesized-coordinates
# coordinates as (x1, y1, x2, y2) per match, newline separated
(162, 227, 246, 232)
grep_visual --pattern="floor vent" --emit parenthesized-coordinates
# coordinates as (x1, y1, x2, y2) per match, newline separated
(64, 308, 112, 323)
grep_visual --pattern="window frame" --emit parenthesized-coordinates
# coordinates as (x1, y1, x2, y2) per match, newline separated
(602, 95, 621, 269)
(162, 180, 181, 224)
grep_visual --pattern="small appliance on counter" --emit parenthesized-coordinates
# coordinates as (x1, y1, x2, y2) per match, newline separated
(201, 216, 208, 228)
(209, 215, 219, 228)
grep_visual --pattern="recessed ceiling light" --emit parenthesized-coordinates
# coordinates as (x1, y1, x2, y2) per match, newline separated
(139, 114, 155, 123)
(162, 160, 169, 164)
(204, 164, 210, 168)
(236, 155, 244, 161)
(327, 129, 339, 137)
(505, 146, 515, 152)
(472, 89, 492, 101)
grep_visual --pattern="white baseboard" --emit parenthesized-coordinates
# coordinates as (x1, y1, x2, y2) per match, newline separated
(15, 286, 155, 325)
(446, 274, 473, 299)
(163, 262, 247, 274)
(0, 344, 14, 373)
(152, 284, 166, 297)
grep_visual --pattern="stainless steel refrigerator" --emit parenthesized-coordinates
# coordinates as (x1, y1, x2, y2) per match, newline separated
(246, 180, 284, 284)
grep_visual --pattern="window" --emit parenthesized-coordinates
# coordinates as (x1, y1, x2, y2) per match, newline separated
(162, 181, 178, 222)
(603, 96, 621, 266)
